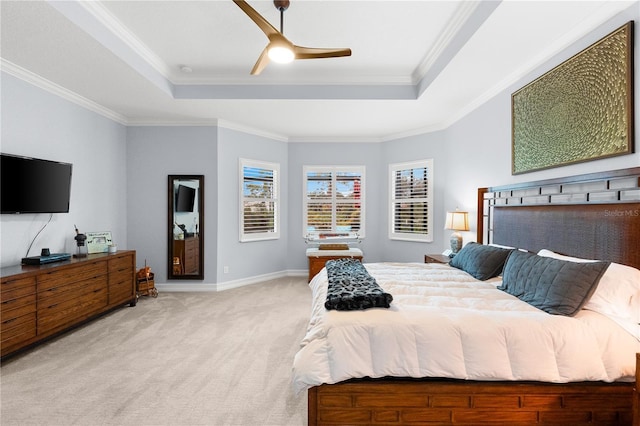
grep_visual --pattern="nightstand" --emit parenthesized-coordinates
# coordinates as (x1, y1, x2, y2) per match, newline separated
(424, 254, 451, 264)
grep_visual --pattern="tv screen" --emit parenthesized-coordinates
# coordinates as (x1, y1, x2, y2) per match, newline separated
(1, 153, 73, 214)
(175, 184, 196, 212)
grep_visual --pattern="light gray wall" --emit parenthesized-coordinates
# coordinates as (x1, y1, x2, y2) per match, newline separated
(0, 72, 128, 268)
(126, 126, 218, 284)
(287, 142, 384, 270)
(217, 128, 290, 286)
(378, 130, 451, 262)
(217, 127, 288, 283)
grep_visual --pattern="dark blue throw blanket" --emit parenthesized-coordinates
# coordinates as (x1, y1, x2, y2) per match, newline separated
(324, 258, 393, 311)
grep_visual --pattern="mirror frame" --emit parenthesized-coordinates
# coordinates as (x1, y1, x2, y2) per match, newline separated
(168, 175, 204, 280)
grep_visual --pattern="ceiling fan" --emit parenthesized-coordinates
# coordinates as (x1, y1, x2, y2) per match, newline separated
(233, 0, 352, 75)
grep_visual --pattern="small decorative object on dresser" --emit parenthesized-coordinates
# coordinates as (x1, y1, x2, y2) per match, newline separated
(73, 225, 88, 258)
(86, 231, 113, 254)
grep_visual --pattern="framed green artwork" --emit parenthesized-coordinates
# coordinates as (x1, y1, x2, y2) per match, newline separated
(512, 22, 634, 175)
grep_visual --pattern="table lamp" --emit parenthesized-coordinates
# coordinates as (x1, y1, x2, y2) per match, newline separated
(445, 211, 469, 256)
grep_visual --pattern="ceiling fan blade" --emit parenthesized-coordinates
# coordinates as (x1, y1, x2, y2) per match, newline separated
(233, 0, 280, 39)
(251, 46, 271, 75)
(293, 46, 352, 60)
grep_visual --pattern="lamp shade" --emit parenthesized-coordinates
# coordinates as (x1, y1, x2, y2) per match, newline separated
(444, 211, 469, 231)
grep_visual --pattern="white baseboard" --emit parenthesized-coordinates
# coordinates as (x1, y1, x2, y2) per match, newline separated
(155, 269, 307, 292)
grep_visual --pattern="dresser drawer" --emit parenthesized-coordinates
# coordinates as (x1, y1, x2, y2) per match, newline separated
(2, 294, 36, 321)
(1, 275, 37, 356)
(109, 255, 133, 273)
(109, 285, 133, 305)
(38, 286, 108, 334)
(110, 270, 133, 285)
(38, 276, 107, 307)
(1, 276, 36, 303)
(109, 271, 133, 305)
(1, 313, 36, 352)
(1, 310, 36, 334)
(37, 261, 107, 291)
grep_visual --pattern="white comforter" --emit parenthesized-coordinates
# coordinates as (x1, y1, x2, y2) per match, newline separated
(292, 262, 640, 393)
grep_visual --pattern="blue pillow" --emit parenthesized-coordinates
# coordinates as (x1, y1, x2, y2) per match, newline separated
(498, 250, 610, 316)
(449, 242, 512, 280)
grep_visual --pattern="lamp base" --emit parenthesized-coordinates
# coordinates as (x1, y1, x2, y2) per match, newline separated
(450, 232, 463, 255)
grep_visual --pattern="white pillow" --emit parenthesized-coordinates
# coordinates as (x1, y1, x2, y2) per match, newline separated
(537, 249, 640, 339)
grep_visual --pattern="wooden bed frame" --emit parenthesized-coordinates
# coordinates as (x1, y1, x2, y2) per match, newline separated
(308, 167, 640, 425)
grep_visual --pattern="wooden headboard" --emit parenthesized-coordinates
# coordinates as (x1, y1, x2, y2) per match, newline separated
(477, 167, 640, 270)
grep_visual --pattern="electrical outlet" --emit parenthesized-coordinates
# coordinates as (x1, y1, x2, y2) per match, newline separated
(223, 266, 229, 274)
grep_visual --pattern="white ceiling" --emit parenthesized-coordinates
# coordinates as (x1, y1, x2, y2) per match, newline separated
(1, 0, 636, 141)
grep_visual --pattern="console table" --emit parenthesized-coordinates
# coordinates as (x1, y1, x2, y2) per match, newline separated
(0, 250, 136, 358)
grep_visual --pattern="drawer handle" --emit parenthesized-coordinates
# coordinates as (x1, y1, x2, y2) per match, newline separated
(48, 303, 58, 309)
(47, 287, 58, 292)
(2, 299, 16, 305)
(3, 318, 16, 325)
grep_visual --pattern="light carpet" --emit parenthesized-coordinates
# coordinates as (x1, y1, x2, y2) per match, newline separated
(0, 276, 311, 425)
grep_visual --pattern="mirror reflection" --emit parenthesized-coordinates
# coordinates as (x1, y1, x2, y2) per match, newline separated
(168, 175, 204, 280)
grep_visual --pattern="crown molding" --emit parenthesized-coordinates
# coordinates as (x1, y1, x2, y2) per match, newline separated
(1, 59, 128, 125)
(171, 74, 413, 86)
(412, 1, 481, 84)
(47, 0, 174, 97)
(288, 135, 384, 143)
(216, 120, 289, 142)
(125, 119, 219, 127)
(1, 57, 454, 143)
(74, 1, 172, 81)
(381, 122, 447, 143)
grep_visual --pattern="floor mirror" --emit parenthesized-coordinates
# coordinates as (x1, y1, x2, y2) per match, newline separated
(168, 175, 204, 280)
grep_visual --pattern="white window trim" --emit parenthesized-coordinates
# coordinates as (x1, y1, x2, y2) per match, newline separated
(303, 165, 366, 239)
(239, 158, 280, 242)
(389, 159, 434, 242)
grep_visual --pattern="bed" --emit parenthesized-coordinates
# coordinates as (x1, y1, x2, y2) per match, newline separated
(294, 167, 640, 425)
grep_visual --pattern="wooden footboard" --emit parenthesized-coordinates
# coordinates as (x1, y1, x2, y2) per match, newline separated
(309, 376, 636, 425)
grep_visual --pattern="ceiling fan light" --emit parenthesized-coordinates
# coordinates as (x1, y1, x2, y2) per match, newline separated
(268, 46, 294, 64)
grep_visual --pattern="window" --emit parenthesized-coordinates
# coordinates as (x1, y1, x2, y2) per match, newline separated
(240, 159, 279, 242)
(303, 166, 365, 237)
(389, 159, 433, 242)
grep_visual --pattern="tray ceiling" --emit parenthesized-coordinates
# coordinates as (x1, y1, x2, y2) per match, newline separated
(1, 1, 635, 141)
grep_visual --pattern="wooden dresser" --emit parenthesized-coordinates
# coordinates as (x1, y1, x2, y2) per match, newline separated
(173, 237, 199, 274)
(0, 250, 136, 358)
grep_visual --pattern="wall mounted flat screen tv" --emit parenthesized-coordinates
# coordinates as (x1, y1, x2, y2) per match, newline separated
(1, 153, 73, 214)
(175, 184, 196, 212)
